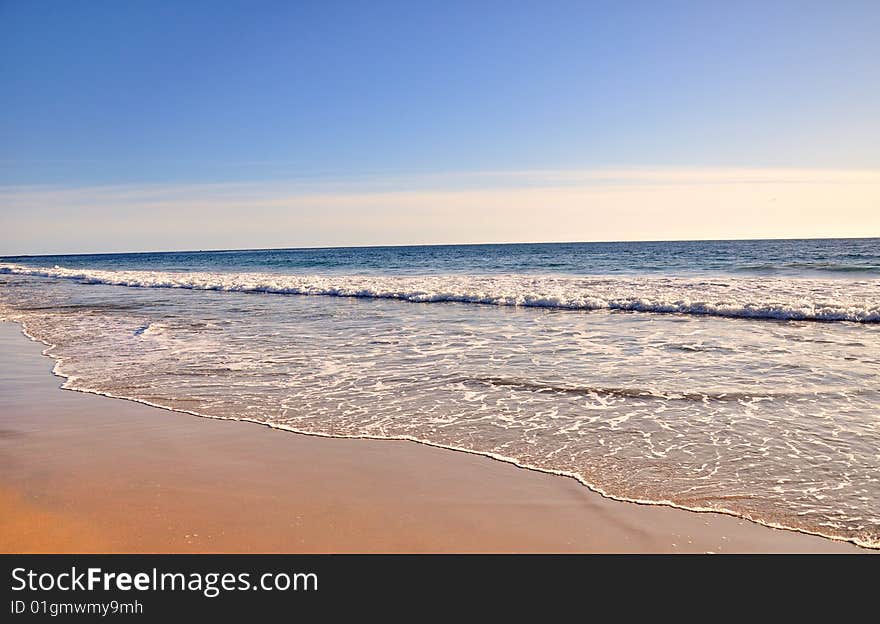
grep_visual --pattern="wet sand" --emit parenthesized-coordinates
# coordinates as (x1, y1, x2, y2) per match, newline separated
(0, 322, 863, 553)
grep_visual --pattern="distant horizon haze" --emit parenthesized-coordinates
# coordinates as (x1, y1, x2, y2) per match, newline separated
(2, 234, 879, 261)
(2, 167, 878, 255)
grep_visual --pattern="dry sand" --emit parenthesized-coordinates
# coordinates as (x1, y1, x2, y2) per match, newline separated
(0, 322, 863, 553)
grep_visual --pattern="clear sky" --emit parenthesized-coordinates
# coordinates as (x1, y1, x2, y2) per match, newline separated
(2, 1, 879, 254)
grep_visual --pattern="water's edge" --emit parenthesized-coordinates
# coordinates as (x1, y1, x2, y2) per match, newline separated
(5, 318, 873, 551)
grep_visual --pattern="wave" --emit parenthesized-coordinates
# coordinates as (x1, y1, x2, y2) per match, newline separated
(734, 262, 880, 274)
(2, 263, 879, 323)
(467, 377, 858, 401)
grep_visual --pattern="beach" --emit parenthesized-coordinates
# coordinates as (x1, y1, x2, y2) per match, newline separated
(0, 322, 863, 553)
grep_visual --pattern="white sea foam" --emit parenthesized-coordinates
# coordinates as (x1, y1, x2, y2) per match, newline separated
(1, 263, 878, 322)
(2, 264, 879, 549)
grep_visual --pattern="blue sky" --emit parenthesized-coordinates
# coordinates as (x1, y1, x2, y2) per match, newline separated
(1, 1, 879, 253)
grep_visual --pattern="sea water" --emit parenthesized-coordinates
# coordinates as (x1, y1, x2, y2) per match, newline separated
(1, 238, 878, 548)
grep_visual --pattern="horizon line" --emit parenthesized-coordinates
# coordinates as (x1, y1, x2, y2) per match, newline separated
(2, 234, 878, 259)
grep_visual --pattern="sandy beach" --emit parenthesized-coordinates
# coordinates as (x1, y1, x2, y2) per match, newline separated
(0, 321, 864, 553)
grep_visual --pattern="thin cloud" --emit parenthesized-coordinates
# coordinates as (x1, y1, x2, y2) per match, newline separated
(2, 167, 878, 255)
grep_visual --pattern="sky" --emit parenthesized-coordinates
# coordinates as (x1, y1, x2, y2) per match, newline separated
(1, 1, 879, 254)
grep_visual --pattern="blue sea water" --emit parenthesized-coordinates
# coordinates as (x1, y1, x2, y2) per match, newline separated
(3, 237, 880, 277)
(1, 238, 878, 548)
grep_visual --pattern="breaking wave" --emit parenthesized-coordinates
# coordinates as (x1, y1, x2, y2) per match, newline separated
(1, 263, 878, 323)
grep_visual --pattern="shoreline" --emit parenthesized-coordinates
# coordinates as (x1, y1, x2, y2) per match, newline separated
(0, 321, 865, 553)
(21, 319, 874, 552)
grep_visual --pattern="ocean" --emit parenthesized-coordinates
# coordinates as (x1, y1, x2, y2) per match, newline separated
(1, 238, 878, 548)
